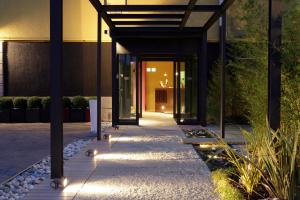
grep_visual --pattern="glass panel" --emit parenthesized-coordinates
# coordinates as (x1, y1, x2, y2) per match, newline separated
(118, 54, 137, 120)
(180, 57, 198, 122)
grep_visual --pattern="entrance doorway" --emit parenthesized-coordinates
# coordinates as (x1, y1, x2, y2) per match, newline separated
(141, 61, 174, 114)
(113, 55, 199, 126)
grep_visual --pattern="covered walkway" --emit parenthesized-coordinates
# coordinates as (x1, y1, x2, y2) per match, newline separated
(25, 112, 217, 200)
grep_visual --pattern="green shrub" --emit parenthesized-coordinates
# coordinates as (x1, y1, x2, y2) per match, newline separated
(63, 97, 72, 109)
(212, 169, 244, 200)
(72, 96, 88, 109)
(42, 97, 51, 110)
(13, 97, 27, 109)
(0, 97, 13, 110)
(27, 96, 42, 109)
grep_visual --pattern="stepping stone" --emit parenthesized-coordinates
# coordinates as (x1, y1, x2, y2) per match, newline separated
(181, 137, 246, 145)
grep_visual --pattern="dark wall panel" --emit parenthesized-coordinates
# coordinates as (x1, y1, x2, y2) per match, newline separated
(5, 41, 216, 97)
(6, 42, 112, 97)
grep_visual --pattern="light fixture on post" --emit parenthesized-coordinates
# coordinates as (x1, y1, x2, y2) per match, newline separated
(50, 177, 68, 189)
(85, 149, 98, 157)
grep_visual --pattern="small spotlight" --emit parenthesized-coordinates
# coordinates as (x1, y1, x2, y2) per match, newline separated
(103, 134, 110, 140)
(180, 119, 184, 123)
(50, 177, 68, 189)
(85, 149, 98, 157)
(161, 105, 165, 112)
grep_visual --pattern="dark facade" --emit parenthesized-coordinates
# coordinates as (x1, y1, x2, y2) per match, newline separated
(3, 41, 219, 97)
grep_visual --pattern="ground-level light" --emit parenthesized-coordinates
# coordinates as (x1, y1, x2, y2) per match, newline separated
(85, 149, 98, 157)
(50, 177, 68, 189)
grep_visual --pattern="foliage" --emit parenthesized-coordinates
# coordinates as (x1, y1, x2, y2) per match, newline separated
(13, 97, 27, 109)
(0, 97, 13, 110)
(27, 96, 42, 109)
(216, 0, 300, 199)
(212, 169, 244, 200)
(63, 97, 72, 109)
(41, 97, 51, 110)
(72, 96, 88, 109)
(220, 120, 299, 200)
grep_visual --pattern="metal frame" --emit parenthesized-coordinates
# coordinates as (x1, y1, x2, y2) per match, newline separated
(220, 13, 226, 138)
(50, 0, 63, 179)
(49, 0, 284, 180)
(268, 0, 282, 131)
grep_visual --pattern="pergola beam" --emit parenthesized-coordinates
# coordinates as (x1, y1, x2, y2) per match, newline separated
(89, 0, 115, 29)
(180, 0, 198, 29)
(102, 5, 220, 12)
(110, 27, 202, 38)
(108, 14, 185, 19)
(113, 21, 181, 26)
(203, 0, 235, 31)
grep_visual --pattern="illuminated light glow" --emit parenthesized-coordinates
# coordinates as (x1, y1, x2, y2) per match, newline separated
(94, 151, 180, 161)
(63, 177, 69, 188)
(63, 183, 126, 195)
(161, 105, 165, 111)
(109, 136, 157, 143)
(180, 119, 184, 123)
(146, 68, 151, 72)
(175, 72, 179, 76)
(151, 68, 156, 72)
(164, 73, 167, 77)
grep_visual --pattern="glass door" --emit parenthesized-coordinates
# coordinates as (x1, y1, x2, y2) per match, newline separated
(176, 57, 198, 124)
(117, 54, 139, 125)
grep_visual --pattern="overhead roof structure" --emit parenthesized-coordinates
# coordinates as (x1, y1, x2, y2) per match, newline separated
(89, 0, 235, 38)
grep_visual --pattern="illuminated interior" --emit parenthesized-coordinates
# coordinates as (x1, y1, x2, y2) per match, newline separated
(142, 61, 174, 113)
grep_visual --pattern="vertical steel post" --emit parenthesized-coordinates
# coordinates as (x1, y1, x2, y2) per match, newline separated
(50, 0, 63, 179)
(220, 13, 226, 138)
(97, 12, 102, 140)
(199, 31, 208, 126)
(268, 0, 282, 131)
(111, 38, 117, 127)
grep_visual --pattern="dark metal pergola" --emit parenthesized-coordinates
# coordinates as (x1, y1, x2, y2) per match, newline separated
(49, 0, 282, 182)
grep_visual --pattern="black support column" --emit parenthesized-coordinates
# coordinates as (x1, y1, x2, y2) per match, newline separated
(268, 0, 282, 131)
(50, 0, 63, 179)
(111, 38, 117, 127)
(97, 12, 102, 140)
(220, 12, 226, 138)
(198, 31, 208, 126)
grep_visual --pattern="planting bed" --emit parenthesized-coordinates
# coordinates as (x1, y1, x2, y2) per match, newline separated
(182, 128, 270, 200)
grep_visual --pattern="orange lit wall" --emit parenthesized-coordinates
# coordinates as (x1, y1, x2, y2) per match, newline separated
(144, 61, 174, 112)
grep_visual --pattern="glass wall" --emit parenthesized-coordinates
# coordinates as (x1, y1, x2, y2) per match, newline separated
(118, 54, 137, 121)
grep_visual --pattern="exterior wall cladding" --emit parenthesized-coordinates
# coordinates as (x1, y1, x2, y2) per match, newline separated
(4, 41, 219, 97)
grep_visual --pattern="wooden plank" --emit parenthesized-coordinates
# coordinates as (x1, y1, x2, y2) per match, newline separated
(181, 137, 246, 145)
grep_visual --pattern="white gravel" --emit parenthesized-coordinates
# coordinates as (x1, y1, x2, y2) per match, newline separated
(23, 114, 218, 200)
(0, 122, 110, 200)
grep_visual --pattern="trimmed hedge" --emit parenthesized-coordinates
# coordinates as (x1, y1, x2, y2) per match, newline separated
(0, 97, 14, 110)
(13, 97, 27, 109)
(42, 97, 51, 110)
(28, 96, 42, 109)
(72, 96, 88, 109)
(63, 97, 72, 109)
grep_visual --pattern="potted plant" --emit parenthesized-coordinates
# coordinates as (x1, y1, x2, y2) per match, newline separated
(63, 97, 71, 122)
(70, 96, 88, 122)
(11, 97, 27, 122)
(26, 96, 42, 122)
(0, 97, 13, 122)
(41, 97, 51, 122)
